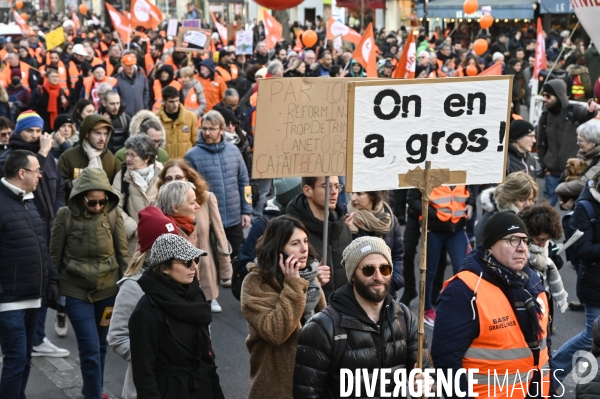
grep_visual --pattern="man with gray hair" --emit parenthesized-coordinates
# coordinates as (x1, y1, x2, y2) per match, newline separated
(101, 90, 131, 154)
(267, 60, 284, 78)
(215, 88, 243, 120)
(303, 50, 317, 68)
(251, 41, 269, 66)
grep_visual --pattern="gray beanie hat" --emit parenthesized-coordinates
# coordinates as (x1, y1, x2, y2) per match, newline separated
(148, 234, 207, 267)
(273, 177, 302, 209)
(341, 237, 393, 283)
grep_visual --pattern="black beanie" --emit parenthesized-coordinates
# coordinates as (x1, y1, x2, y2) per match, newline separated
(509, 120, 535, 142)
(482, 211, 529, 249)
(542, 82, 557, 97)
(53, 114, 74, 132)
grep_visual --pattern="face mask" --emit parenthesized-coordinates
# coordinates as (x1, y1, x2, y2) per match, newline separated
(11, 77, 21, 86)
(200, 70, 210, 78)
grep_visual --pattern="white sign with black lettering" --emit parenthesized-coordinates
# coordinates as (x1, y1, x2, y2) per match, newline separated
(346, 76, 512, 192)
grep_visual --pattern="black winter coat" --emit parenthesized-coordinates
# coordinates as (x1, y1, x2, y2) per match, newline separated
(293, 284, 434, 398)
(571, 185, 600, 306)
(506, 143, 536, 177)
(0, 183, 59, 303)
(0, 133, 66, 243)
(286, 194, 352, 299)
(107, 106, 131, 154)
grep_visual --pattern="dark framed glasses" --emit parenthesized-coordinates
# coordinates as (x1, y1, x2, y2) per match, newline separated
(501, 236, 533, 248)
(84, 197, 108, 207)
(358, 264, 392, 277)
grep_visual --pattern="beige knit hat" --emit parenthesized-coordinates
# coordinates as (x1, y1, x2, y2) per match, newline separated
(341, 237, 393, 283)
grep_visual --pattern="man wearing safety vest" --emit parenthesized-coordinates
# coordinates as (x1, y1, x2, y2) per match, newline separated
(196, 58, 226, 114)
(1, 53, 33, 91)
(40, 50, 70, 95)
(151, 64, 181, 113)
(179, 66, 207, 121)
(432, 211, 553, 398)
(215, 49, 240, 89)
(407, 184, 474, 327)
(83, 65, 118, 109)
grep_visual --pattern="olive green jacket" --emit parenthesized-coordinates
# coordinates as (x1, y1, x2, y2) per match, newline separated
(50, 168, 130, 303)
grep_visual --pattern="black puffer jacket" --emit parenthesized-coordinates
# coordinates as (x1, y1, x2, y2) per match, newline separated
(286, 194, 352, 299)
(0, 183, 59, 303)
(293, 284, 434, 398)
(506, 143, 536, 177)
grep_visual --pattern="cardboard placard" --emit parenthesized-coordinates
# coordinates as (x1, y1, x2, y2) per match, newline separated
(346, 76, 513, 192)
(236, 30, 253, 54)
(252, 77, 387, 179)
(176, 28, 210, 52)
(182, 19, 201, 28)
(167, 18, 178, 37)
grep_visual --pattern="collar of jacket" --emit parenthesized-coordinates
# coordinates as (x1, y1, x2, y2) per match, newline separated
(196, 133, 226, 154)
(329, 283, 397, 330)
(508, 143, 527, 160)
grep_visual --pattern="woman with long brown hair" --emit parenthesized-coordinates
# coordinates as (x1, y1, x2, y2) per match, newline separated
(156, 160, 232, 313)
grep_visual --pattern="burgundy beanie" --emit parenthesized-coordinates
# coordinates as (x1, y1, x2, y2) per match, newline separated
(137, 206, 177, 253)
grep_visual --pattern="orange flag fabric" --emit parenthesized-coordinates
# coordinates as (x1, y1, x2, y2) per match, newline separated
(71, 11, 81, 30)
(478, 62, 503, 76)
(262, 10, 282, 50)
(392, 30, 415, 79)
(211, 12, 228, 45)
(327, 17, 361, 45)
(106, 3, 133, 43)
(130, 0, 160, 30)
(534, 18, 547, 79)
(12, 9, 29, 32)
(352, 23, 377, 77)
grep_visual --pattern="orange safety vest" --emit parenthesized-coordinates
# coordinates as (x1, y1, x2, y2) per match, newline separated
(164, 41, 175, 52)
(215, 64, 239, 82)
(1, 62, 30, 89)
(106, 62, 114, 77)
(100, 41, 109, 59)
(0, 48, 16, 61)
(195, 73, 226, 113)
(68, 60, 81, 89)
(152, 79, 182, 113)
(249, 91, 258, 137)
(572, 75, 586, 100)
(444, 271, 550, 399)
(84, 76, 118, 108)
(90, 57, 103, 67)
(145, 53, 156, 77)
(163, 56, 180, 73)
(40, 62, 70, 94)
(183, 86, 200, 117)
(429, 185, 469, 223)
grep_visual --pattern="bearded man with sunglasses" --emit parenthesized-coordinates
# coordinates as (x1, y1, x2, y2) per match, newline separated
(432, 211, 555, 398)
(294, 237, 434, 397)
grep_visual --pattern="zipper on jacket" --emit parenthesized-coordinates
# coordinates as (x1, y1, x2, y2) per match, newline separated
(24, 203, 44, 297)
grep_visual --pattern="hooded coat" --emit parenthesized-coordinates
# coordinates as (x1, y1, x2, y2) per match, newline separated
(49, 167, 129, 303)
(286, 194, 353, 299)
(293, 284, 434, 398)
(196, 59, 226, 113)
(474, 187, 521, 247)
(537, 79, 597, 176)
(114, 110, 170, 168)
(0, 131, 66, 243)
(57, 114, 119, 195)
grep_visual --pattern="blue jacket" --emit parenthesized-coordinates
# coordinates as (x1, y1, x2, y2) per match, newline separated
(431, 245, 553, 398)
(184, 134, 252, 228)
(0, 182, 59, 303)
(571, 185, 600, 306)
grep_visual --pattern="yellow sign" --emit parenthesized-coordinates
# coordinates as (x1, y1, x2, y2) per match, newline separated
(46, 27, 65, 51)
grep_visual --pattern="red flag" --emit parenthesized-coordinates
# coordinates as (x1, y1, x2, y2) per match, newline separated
(262, 10, 282, 50)
(106, 3, 133, 43)
(392, 30, 415, 79)
(149, 3, 162, 27)
(327, 17, 361, 45)
(71, 11, 81, 30)
(352, 23, 377, 77)
(130, 0, 160, 29)
(211, 12, 228, 45)
(478, 62, 503, 76)
(534, 18, 547, 79)
(12, 9, 29, 32)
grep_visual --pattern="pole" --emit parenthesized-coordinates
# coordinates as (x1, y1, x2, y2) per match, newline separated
(322, 176, 331, 287)
(416, 161, 432, 369)
(361, 0, 364, 31)
(538, 21, 580, 95)
(423, 0, 429, 37)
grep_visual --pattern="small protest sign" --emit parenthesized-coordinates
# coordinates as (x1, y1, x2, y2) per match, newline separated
(182, 19, 201, 28)
(176, 28, 209, 51)
(46, 27, 65, 50)
(167, 18, 178, 37)
(346, 76, 512, 191)
(236, 30, 253, 55)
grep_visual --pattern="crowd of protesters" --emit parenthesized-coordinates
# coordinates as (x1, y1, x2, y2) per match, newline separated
(2, 5, 600, 399)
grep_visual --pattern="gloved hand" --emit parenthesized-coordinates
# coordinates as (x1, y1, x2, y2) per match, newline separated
(46, 281, 59, 310)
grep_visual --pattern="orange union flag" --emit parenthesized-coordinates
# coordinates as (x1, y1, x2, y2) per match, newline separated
(351, 23, 377, 77)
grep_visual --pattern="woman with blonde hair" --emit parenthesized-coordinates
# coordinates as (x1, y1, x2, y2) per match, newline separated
(475, 171, 539, 246)
(156, 160, 232, 313)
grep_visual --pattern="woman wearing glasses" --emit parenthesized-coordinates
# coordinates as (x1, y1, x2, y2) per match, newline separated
(112, 135, 163, 256)
(129, 233, 225, 399)
(156, 172, 232, 313)
(241, 215, 325, 399)
(114, 110, 170, 169)
(50, 167, 130, 399)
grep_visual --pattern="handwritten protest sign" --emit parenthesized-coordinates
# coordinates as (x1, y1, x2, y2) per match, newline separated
(252, 77, 386, 179)
(176, 28, 209, 51)
(346, 76, 512, 191)
(236, 30, 253, 55)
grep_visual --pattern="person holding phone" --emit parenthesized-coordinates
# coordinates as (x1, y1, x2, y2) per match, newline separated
(241, 215, 326, 399)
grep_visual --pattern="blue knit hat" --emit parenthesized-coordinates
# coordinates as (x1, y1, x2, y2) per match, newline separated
(15, 110, 44, 133)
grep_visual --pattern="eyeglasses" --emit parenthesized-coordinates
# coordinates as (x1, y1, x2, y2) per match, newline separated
(125, 152, 139, 159)
(501, 236, 533, 248)
(577, 138, 588, 144)
(320, 183, 344, 192)
(84, 197, 108, 207)
(226, 121, 238, 127)
(164, 175, 185, 182)
(358, 264, 392, 277)
(173, 257, 200, 269)
(201, 126, 220, 133)
(22, 168, 42, 176)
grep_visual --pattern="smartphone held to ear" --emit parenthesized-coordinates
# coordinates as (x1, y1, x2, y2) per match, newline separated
(280, 251, 290, 263)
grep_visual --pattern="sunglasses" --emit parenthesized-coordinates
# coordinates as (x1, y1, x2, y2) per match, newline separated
(174, 257, 200, 268)
(84, 197, 108, 207)
(358, 264, 392, 277)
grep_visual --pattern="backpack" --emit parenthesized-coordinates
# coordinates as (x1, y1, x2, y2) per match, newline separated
(231, 215, 269, 301)
(562, 199, 596, 265)
(120, 163, 130, 216)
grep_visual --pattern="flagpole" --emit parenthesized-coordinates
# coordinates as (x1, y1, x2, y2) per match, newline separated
(537, 21, 580, 95)
(127, 24, 131, 50)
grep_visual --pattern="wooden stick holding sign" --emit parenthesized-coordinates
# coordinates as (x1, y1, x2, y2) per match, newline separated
(322, 176, 331, 286)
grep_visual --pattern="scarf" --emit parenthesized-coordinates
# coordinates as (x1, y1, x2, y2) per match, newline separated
(484, 251, 543, 365)
(166, 214, 196, 235)
(51, 130, 80, 152)
(298, 260, 321, 325)
(346, 200, 392, 236)
(138, 268, 214, 364)
(529, 242, 569, 313)
(43, 80, 62, 129)
(82, 139, 104, 169)
(129, 164, 155, 193)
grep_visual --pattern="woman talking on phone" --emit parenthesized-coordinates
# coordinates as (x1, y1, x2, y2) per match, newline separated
(241, 215, 326, 399)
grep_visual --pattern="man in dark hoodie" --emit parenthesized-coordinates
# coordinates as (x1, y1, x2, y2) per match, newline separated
(57, 114, 119, 196)
(432, 212, 554, 398)
(537, 79, 598, 205)
(294, 237, 434, 398)
(100, 90, 130, 153)
(507, 120, 537, 177)
(150, 64, 180, 113)
(286, 176, 352, 299)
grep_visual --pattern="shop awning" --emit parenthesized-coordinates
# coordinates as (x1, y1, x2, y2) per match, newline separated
(417, 0, 536, 20)
(540, 0, 573, 13)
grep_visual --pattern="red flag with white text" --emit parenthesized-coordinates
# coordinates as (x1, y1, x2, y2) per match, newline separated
(534, 18, 547, 79)
(262, 10, 282, 50)
(351, 23, 377, 77)
(106, 3, 133, 43)
(327, 17, 361, 45)
(392, 30, 415, 79)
